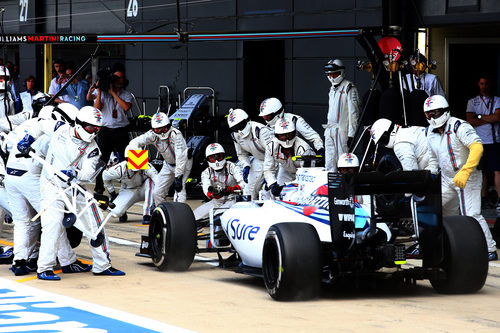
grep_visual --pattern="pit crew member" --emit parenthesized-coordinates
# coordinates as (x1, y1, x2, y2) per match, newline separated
(424, 95, 497, 260)
(324, 59, 360, 172)
(263, 118, 314, 198)
(227, 108, 272, 199)
(128, 112, 192, 203)
(193, 143, 244, 220)
(103, 150, 157, 225)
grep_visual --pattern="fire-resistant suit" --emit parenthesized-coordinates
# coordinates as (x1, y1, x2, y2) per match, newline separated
(231, 121, 273, 199)
(103, 160, 157, 217)
(37, 123, 114, 274)
(393, 126, 429, 170)
(264, 137, 314, 185)
(193, 161, 245, 220)
(426, 116, 497, 252)
(128, 129, 192, 203)
(325, 78, 360, 172)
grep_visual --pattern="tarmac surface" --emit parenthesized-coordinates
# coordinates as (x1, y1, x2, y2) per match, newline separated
(1, 198, 500, 332)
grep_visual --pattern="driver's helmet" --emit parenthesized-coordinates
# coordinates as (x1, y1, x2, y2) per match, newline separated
(324, 59, 345, 85)
(75, 106, 102, 143)
(227, 108, 250, 137)
(370, 118, 399, 149)
(151, 112, 172, 140)
(423, 95, 450, 128)
(274, 118, 296, 149)
(53, 103, 78, 125)
(206, 143, 226, 171)
(338, 153, 359, 174)
(259, 97, 284, 127)
(32, 92, 51, 117)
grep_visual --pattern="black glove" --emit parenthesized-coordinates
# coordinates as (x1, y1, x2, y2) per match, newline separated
(347, 137, 353, 149)
(109, 191, 118, 202)
(269, 183, 283, 197)
(173, 175, 183, 192)
(316, 148, 325, 157)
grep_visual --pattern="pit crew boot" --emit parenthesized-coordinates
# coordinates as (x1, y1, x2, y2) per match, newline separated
(37, 270, 61, 281)
(0, 247, 14, 264)
(488, 251, 498, 261)
(10, 260, 30, 276)
(62, 259, 92, 273)
(26, 258, 38, 272)
(4, 214, 12, 223)
(142, 215, 151, 225)
(119, 212, 128, 222)
(93, 267, 126, 276)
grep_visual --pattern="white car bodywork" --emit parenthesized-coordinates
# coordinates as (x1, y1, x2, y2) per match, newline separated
(220, 167, 389, 268)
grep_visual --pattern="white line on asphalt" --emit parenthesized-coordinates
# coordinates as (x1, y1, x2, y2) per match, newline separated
(108, 236, 141, 248)
(490, 262, 500, 268)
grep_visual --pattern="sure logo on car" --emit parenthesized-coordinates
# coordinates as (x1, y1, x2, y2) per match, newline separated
(226, 218, 260, 241)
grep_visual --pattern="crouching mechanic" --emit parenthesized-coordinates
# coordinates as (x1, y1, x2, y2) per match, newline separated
(193, 143, 244, 220)
(227, 108, 272, 199)
(17, 106, 125, 279)
(424, 95, 498, 260)
(263, 119, 314, 198)
(103, 149, 157, 225)
(370, 118, 429, 170)
(128, 112, 192, 204)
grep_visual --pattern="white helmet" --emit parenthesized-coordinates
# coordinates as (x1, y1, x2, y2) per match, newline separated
(0, 66, 10, 91)
(370, 118, 399, 149)
(53, 103, 78, 124)
(324, 59, 345, 85)
(151, 112, 171, 140)
(37, 105, 55, 120)
(274, 118, 296, 148)
(75, 106, 103, 142)
(32, 92, 50, 116)
(337, 153, 360, 169)
(227, 108, 251, 137)
(423, 95, 450, 128)
(205, 143, 226, 171)
(259, 97, 284, 126)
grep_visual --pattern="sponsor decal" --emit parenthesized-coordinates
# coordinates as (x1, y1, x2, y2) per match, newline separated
(343, 231, 355, 239)
(296, 173, 316, 183)
(338, 213, 354, 222)
(226, 218, 260, 241)
(333, 196, 354, 208)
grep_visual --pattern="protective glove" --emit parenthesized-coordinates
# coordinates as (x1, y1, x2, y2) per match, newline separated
(109, 191, 118, 202)
(347, 137, 354, 149)
(242, 166, 250, 183)
(269, 183, 283, 197)
(60, 169, 75, 181)
(207, 186, 222, 200)
(172, 175, 183, 192)
(17, 134, 35, 154)
(316, 148, 325, 157)
(452, 141, 483, 189)
(225, 184, 241, 194)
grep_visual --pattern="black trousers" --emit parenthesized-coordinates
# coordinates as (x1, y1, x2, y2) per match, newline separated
(94, 126, 130, 193)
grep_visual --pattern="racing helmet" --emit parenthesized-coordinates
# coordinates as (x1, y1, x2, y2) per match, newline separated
(338, 153, 359, 174)
(370, 118, 399, 149)
(31, 92, 51, 117)
(75, 106, 102, 142)
(205, 143, 226, 171)
(324, 59, 345, 85)
(53, 103, 78, 124)
(227, 108, 251, 137)
(274, 118, 296, 148)
(37, 105, 55, 120)
(151, 112, 172, 140)
(423, 95, 450, 128)
(0, 66, 10, 91)
(259, 97, 284, 126)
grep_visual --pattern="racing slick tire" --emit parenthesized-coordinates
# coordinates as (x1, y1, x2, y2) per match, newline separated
(149, 202, 197, 271)
(262, 223, 321, 301)
(430, 216, 488, 294)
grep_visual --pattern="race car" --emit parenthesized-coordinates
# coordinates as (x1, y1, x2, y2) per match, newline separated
(138, 159, 489, 301)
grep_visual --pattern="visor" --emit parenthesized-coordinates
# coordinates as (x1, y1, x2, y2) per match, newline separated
(425, 109, 445, 120)
(324, 63, 345, 73)
(207, 153, 225, 163)
(153, 124, 171, 134)
(275, 132, 295, 141)
(80, 122, 100, 133)
(230, 119, 248, 133)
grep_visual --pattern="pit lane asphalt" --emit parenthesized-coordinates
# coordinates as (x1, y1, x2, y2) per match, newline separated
(1, 199, 500, 333)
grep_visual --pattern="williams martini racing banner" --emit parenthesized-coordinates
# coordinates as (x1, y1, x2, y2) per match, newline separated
(0, 29, 359, 44)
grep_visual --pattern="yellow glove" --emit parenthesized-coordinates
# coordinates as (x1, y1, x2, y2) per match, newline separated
(452, 141, 483, 188)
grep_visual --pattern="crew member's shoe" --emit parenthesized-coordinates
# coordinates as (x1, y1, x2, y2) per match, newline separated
(37, 270, 61, 281)
(93, 267, 126, 276)
(142, 215, 151, 225)
(62, 259, 92, 273)
(488, 251, 498, 261)
(0, 247, 14, 264)
(119, 212, 128, 222)
(26, 258, 38, 272)
(10, 260, 30, 276)
(4, 214, 12, 223)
